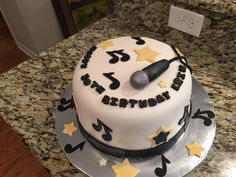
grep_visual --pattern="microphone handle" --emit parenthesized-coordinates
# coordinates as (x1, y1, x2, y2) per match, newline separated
(143, 59, 170, 82)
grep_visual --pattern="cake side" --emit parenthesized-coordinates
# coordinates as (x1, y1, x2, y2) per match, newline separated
(72, 36, 192, 152)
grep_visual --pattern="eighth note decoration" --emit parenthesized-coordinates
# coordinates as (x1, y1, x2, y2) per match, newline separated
(64, 141, 85, 153)
(57, 97, 74, 112)
(103, 72, 120, 90)
(131, 36, 145, 45)
(155, 155, 171, 177)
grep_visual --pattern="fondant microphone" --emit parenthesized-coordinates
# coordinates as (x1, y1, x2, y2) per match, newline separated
(130, 59, 170, 89)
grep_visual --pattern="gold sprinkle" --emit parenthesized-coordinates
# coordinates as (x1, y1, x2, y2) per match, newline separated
(159, 81, 168, 88)
(63, 122, 77, 136)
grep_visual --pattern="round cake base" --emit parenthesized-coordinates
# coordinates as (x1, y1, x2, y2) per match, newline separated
(55, 77, 216, 177)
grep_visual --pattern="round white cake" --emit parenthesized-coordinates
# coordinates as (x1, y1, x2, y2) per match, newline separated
(72, 36, 192, 157)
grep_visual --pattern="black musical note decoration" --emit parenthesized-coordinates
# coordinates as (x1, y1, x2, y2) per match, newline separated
(92, 119, 113, 141)
(155, 154, 171, 176)
(103, 72, 120, 90)
(131, 36, 145, 45)
(178, 103, 192, 131)
(192, 109, 215, 126)
(64, 141, 85, 153)
(106, 50, 130, 64)
(57, 97, 75, 112)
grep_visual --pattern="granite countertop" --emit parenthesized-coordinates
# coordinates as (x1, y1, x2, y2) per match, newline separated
(168, 0, 236, 16)
(0, 0, 235, 177)
(125, 0, 236, 16)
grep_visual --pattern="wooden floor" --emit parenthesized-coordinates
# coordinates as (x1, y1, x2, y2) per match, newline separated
(0, 13, 28, 74)
(0, 117, 51, 177)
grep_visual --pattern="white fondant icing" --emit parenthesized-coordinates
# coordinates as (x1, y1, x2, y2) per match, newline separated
(72, 37, 192, 150)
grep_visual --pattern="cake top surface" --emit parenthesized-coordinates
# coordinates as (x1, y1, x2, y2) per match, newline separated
(73, 36, 190, 106)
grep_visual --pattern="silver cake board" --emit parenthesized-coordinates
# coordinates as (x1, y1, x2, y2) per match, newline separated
(55, 78, 216, 177)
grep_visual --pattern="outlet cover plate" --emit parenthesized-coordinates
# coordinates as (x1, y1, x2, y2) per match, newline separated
(168, 6, 204, 37)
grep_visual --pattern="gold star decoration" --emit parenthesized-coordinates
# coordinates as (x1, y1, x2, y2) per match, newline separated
(112, 158, 140, 177)
(186, 142, 205, 158)
(134, 47, 159, 63)
(159, 81, 168, 88)
(98, 40, 114, 49)
(99, 158, 107, 166)
(63, 122, 77, 136)
(147, 126, 173, 148)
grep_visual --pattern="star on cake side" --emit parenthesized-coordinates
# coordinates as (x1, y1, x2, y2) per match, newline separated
(112, 158, 140, 177)
(147, 126, 173, 148)
(134, 47, 159, 63)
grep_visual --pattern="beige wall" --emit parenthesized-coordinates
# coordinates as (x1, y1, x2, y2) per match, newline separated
(0, 0, 63, 55)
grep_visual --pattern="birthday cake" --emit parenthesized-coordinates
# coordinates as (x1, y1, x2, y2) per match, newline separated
(72, 36, 193, 157)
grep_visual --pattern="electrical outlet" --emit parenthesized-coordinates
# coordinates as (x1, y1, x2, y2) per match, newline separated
(168, 6, 204, 37)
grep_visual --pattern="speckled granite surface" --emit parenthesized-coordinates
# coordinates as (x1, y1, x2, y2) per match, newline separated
(166, 0, 236, 16)
(0, 0, 235, 177)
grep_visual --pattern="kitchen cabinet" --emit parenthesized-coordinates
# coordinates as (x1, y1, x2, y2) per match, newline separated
(0, 0, 63, 56)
